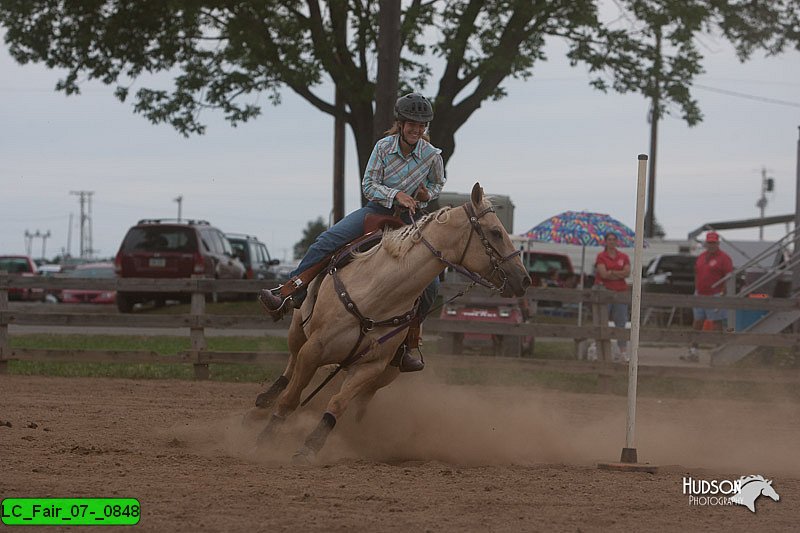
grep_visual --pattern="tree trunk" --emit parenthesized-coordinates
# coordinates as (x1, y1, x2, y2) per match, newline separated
(348, 101, 376, 206)
(374, 0, 401, 142)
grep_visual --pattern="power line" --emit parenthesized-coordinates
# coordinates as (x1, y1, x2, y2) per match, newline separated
(693, 84, 800, 108)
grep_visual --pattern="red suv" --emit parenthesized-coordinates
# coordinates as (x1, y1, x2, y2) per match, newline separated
(114, 219, 246, 312)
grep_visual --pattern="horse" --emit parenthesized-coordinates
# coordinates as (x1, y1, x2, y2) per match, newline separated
(253, 182, 531, 462)
(731, 475, 780, 512)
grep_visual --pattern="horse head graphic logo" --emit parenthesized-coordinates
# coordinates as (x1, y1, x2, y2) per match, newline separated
(731, 475, 780, 513)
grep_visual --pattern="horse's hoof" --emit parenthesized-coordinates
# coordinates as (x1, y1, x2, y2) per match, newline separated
(241, 408, 272, 428)
(254, 393, 275, 409)
(255, 375, 290, 408)
(292, 446, 315, 465)
(255, 414, 285, 448)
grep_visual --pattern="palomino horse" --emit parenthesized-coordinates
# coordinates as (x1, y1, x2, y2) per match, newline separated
(254, 183, 531, 462)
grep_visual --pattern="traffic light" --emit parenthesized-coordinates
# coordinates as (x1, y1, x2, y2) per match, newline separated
(766, 178, 774, 192)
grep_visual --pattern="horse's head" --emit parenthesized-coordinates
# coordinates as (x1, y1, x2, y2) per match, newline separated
(457, 183, 531, 297)
(761, 480, 780, 502)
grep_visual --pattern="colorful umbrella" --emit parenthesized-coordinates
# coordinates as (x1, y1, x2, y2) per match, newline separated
(523, 211, 643, 326)
(524, 211, 639, 248)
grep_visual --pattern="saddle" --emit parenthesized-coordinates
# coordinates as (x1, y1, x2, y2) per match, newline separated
(363, 213, 405, 234)
(279, 214, 405, 297)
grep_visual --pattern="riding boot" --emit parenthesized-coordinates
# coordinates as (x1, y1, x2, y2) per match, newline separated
(257, 288, 294, 321)
(390, 318, 424, 372)
(392, 344, 425, 372)
(258, 255, 332, 321)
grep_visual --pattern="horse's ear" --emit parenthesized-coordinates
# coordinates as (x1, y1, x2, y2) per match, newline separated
(471, 182, 484, 206)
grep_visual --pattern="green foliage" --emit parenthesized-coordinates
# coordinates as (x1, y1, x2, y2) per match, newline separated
(1, 1, 797, 176)
(294, 216, 327, 260)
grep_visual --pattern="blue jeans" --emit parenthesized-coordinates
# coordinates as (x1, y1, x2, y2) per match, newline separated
(608, 303, 629, 351)
(291, 201, 439, 318)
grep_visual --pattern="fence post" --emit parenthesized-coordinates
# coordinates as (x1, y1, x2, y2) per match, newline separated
(0, 271, 8, 374)
(591, 288, 613, 361)
(592, 288, 613, 393)
(190, 275, 209, 380)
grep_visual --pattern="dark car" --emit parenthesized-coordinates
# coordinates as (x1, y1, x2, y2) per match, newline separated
(114, 219, 246, 312)
(0, 255, 43, 301)
(642, 254, 698, 326)
(226, 233, 280, 282)
(642, 254, 696, 294)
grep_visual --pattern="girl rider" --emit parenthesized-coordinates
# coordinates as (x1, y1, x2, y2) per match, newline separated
(259, 93, 446, 372)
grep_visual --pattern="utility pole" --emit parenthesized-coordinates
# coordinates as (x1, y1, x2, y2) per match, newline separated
(174, 195, 183, 222)
(756, 166, 774, 241)
(644, 25, 662, 239)
(66, 213, 73, 258)
(70, 191, 94, 258)
(332, 88, 345, 223)
(40, 230, 51, 260)
(24, 230, 35, 256)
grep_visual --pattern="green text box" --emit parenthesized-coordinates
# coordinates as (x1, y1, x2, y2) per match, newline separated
(1, 498, 140, 526)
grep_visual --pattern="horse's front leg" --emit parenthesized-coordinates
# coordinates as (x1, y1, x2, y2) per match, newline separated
(254, 363, 293, 409)
(254, 311, 307, 409)
(293, 359, 387, 464)
(255, 339, 322, 447)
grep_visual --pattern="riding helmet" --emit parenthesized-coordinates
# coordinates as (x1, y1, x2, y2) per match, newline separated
(394, 93, 434, 123)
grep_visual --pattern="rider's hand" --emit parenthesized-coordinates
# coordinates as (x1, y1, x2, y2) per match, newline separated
(395, 191, 417, 215)
(414, 184, 431, 202)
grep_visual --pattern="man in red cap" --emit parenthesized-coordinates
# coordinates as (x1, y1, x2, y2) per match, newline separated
(682, 231, 733, 362)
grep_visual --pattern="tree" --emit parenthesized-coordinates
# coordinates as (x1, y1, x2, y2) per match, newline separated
(1, 0, 797, 188)
(294, 217, 327, 260)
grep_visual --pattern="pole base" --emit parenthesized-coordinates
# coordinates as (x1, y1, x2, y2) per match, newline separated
(596, 448, 658, 473)
(620, 447, 637, 463)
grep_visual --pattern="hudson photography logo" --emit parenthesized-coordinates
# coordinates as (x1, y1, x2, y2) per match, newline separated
(682, 475, 781, 512)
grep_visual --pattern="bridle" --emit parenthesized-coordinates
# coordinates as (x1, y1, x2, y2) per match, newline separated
(414, 202, 521, 293)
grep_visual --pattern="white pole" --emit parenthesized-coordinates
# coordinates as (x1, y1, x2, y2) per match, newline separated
(577, 244, 586, 327)
(626, 154, 648, 450)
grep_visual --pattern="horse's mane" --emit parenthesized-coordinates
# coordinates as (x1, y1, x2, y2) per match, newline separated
(351, 194, 495, 262)
(738, 474, 769, 486)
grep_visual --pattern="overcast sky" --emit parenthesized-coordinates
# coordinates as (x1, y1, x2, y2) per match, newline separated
(1, 27, 799, 263)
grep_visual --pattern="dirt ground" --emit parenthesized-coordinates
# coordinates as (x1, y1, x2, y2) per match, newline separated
(1, 370, 798, 532)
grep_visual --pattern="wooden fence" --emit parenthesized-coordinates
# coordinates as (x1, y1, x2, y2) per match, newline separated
(2, 273, 799, 384)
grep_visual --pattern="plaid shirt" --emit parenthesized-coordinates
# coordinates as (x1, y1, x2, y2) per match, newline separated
(362, 134, 446, 209)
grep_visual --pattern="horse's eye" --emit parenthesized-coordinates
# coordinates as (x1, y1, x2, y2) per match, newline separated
(490, 228, 503, 240)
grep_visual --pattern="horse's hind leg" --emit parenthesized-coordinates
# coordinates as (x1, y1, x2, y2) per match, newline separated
(353, 365, 400, 422)
(293, 360, 387, 463)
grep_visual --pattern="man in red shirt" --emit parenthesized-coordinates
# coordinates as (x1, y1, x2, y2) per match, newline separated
(594, 232, 631, 361)
(682, 231, 734, 362)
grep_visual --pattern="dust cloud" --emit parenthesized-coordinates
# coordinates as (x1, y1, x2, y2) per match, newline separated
(179, 372, 800, 476)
